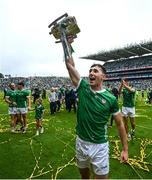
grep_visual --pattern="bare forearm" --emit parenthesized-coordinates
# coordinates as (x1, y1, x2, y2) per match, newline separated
(65, 57, 80, 87)
(27, 97, 31, 108)
(114, 113, 128, 162)
(5, 97, 12, 104)
(65, 57, 75, 68)
(123, 84, 134, 92)
(114, 113, 128, 151)
(116, 122, 128, 151)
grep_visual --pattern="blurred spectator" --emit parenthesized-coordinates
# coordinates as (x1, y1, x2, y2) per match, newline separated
(42, 89, 46, 99)
(56, 88, 62, 112)
(69, 88, 77, 113)
(3, 86, 8, 99)
(32, 88, 41, 104)
(65, 86, 71, 112)
(111, 87, 119, 100)
(48, 88, 57, 115)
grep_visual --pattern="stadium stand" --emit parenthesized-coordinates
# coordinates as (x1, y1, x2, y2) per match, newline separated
(81, 40, 152, 90)
(1, 41, 152, 91)
(0, 76, 71, 91)
(0, 73, 4, 78)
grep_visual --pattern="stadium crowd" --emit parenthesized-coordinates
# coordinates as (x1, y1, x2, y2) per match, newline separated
(0, 76, 71, 90)
(105, 79, 152, 90)
(1, 76, 152, 91)
(103, 55, 152, 72)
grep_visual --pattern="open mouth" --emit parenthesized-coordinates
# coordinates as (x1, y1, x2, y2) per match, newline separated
(89, 76, 96, 81)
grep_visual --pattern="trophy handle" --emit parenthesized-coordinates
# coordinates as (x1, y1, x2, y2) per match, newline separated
(60, 27, 73, 59)
(48, 13, 68, 28)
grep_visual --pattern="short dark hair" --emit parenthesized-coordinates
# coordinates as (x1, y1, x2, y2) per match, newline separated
(90, 64, 106, 74)
(18, 81, 24, 87)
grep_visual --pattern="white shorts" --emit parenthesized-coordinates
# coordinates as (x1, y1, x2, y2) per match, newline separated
(8, 107, 17, 115)
(76, 136, 109, 176)
(122, 106, 135, 118)
(17, 108, 28, 114)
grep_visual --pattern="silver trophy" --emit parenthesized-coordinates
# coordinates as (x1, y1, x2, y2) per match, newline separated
(48, 13, 80, 60)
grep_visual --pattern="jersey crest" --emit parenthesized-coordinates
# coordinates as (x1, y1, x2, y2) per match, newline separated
(101, 99, 106, 104)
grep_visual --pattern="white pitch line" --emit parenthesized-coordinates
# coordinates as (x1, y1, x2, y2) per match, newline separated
(136, 125, 152, 130)
(135, 115, 152, 121)
(135, 114, 148, 117)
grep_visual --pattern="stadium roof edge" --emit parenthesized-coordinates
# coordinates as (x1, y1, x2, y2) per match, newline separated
(80, 40, 152, 62)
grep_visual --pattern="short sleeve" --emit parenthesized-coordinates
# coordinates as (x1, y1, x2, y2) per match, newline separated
(77, 79, 89, 92)
(6, 91, 10, 96)
(25, 90, 30, 97)
(111, 98, 120, 115)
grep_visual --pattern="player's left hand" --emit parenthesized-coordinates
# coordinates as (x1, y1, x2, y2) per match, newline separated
(120, 150, 128, 163)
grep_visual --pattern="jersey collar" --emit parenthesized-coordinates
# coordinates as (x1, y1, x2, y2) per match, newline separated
(90, 87, 106, 93)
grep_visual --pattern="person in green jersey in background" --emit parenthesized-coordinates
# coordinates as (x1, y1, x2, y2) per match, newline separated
(5, 83, 17, 132)
(61, 38, 128, 179)
(119, 79, 136, 140)
(16, 81, 31, 133)
(35, 98, 45, 136)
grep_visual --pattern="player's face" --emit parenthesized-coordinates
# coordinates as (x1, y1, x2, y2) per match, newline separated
(89, 66, 106, 87)
(17, 85, 23, 90)
(10, 83, 15, 90)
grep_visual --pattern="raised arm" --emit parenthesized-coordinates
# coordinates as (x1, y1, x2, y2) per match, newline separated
(123, 81, 135, 92)
(65, 57, 80, 87)
(59, 33, 81, 87)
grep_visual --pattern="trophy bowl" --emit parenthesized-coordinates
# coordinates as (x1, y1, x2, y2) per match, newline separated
(48, 14, 80, 40)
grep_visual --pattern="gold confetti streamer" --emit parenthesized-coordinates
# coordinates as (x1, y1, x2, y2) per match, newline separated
(110, 137, 152, 173)
(53, 157, 75, 180)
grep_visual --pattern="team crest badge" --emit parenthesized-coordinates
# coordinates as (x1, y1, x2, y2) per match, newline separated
(102, 99, 106, 104)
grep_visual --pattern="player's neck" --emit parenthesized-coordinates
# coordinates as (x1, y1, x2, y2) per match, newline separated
(90, 84, 103, 91)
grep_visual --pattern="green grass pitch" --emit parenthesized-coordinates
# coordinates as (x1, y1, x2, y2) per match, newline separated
(0, 92, 152, 179)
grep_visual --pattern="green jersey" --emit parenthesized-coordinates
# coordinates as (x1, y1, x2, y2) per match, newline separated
(76, 79, 119, 144)
(106, 87, 112, 93)
(60, 87, 65, 96)
(16, 89, 30, 108)
(35, 105, 44, 120)
(6, 90, 17, 107)
(122, 88, 135, 107)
